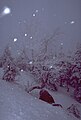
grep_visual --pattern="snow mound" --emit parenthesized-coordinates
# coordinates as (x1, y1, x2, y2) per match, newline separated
(0, 80, 76, 120)
(15, 71, 36, 88)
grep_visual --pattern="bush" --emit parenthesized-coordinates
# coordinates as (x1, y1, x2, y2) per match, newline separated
(2, 64, 18, 82)
(74, 83, 81, 103)
(67, 104, 80, 118)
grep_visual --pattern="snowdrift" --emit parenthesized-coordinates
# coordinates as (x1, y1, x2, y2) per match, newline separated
(0, 80, 77, 120)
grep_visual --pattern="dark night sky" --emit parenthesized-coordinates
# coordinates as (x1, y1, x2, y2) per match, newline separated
(0, 0, 81, 56)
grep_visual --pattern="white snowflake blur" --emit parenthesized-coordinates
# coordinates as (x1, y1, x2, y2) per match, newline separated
(2, 7, 11, 15)
(49, 65, 53, 69)
(13, 38, 18, 42)
(35, 10, 38, 13)
(25, 34, 27, 37)
(0, 6, 11, 18)
(21, 69, 24, 72)
(33, 13, 36, 17)
(70, 21, 75, 24)
(29, 61, 33, 64)
(30, 36, 33, 39)
(61, 43, 63, 45)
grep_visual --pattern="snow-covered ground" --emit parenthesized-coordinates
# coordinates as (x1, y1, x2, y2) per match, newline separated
(0, 69, 81, 120)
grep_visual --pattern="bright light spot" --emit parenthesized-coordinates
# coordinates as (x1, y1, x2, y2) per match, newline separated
(30, 36, 33, 39)
(70, 21, 75, 24)
(50, 66, 53, 69)
(33, 14, 36, 17)
(21, 69, 24, 72)
(36, 10, 38, 13)
(7, 65, 10, 68)
(61, 43, 63, 45)
(13, 38, 17, 42)
(2, 7, 11, 15)
(25, 34, 27, 37)
(29, 61, 33, 64)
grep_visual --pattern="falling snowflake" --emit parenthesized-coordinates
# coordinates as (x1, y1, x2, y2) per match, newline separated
(13, 38, 18, 42)
(29, 61, 33, 64)
(30, 36, 33, 39)
(2, 7, 11, 15)
(0, 6, 11, 18)
(21, 69, 24, 72)
(25, 34, 27, 37)
(61, 43, 63, 45)
(36, 10, 38, 13)
(50, 66, 53, 69)
(70, 21, 75, 24)
(33, 14, 36, 17)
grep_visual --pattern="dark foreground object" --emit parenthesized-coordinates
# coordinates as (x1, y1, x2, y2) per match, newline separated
(39, 89, 63, 108)
(39, 89, 55, 104)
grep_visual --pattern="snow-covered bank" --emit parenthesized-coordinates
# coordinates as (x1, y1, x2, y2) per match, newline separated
(0, 79, 79, 120)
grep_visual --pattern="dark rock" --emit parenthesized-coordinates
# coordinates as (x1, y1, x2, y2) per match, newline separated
(39, 89, 55, 104)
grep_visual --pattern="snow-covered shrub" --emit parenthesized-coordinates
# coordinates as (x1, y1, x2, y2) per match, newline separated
(2, 63, 18, 81)
(1, 46, 13, 67)
(56, 60, 72, 92)
(39, 67, 58, 91)
(74, 83, 81, 103)
(26, 62, 58, 91)
(67, 104, 80, 118)
(1, 46, 19, 81)
(0, 57, 3, 67)
(69, 44, 81, 102)
(15, 48, 30, 71)
(30, 65, 42, 80)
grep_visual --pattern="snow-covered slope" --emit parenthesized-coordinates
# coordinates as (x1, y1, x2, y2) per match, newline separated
(0, 68, 81, 120)
(0, 79, 78, 120)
